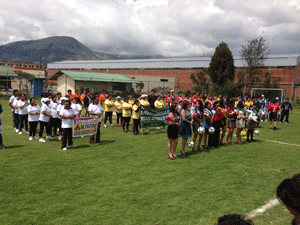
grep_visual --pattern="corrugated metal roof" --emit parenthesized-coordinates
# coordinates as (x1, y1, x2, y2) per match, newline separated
(48, 54, 300, 70)
(0, 66, 17, 76)
(50, 70, 140, 83)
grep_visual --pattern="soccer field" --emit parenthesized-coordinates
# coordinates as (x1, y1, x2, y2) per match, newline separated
(0, 99, 299, 225)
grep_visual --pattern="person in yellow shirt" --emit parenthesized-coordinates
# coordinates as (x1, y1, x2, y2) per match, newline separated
(140, 94, 150, 107)
(154, 95, 164, 109)
(245, 98, 253, 108)
(140, 94, 150, 131)
(122, 97, 132, 133)
(219, 100, 227, 145)
(154, 95, 166, 129)
(132, 100, 141, 135)
(128, 95, 134, 106)
(114, 96, 123, 126)
(103, 95, 115, 128)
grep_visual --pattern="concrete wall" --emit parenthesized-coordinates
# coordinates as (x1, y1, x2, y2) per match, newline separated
(57, 75, 75, 96)
(75, 81, 132, 95)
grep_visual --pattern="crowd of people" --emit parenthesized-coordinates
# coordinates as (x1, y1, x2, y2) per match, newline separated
(164, 91, 293, 160)
(7, 89, 293, 154)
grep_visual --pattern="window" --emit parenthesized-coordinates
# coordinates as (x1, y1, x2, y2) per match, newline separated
(160, 79, 168, 82)
(112, 82, 126, 91)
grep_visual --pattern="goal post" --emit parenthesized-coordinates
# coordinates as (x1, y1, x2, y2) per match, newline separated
(251, 88, 285, 103)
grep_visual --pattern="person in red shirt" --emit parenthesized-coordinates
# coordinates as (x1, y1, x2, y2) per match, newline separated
(176, 92, 183, 106)
(208, 101, 224, 148)
(268, 100, 280, 130)
(165, 92, 171, 106)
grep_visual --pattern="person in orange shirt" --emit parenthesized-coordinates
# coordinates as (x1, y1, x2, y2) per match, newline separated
(67, 90, 73, 100)
(72, 90, 80, 100)
(80, 90, 87, 101)
(99, 90, 107, 105)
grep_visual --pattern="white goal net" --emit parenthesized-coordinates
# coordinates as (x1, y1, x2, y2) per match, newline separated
(251, 88, 286, 102)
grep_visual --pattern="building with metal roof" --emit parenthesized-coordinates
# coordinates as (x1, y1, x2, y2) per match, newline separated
(50, 70, 140, 96)
(48, 54, 300, 70)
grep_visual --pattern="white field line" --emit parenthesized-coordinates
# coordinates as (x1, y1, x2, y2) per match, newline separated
(246, 199, 280, 218)
(227, 133, 300, 147)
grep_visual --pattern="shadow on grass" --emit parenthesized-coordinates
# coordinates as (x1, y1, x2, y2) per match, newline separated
(76, 145, 92, 149)
(7, 145, 24, 149)
(100, 140, 116, 145)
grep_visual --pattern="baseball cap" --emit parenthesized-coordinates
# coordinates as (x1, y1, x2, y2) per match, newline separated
(116, 96, 121, 99)
(141, 94, 147, 98)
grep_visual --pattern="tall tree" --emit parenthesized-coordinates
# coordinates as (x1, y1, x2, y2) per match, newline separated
(208, 42, 235, 96)
(240, 37, 269, 93)
(190, 69, 210, 94)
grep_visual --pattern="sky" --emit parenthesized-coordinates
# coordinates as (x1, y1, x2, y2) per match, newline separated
(0, 0, 300, 57)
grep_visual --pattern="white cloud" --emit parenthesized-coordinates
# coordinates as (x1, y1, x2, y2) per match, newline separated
(0, 0, 299, 56)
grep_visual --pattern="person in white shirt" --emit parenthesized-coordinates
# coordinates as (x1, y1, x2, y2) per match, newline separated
(57, 97, 68, 140)
(49, 95, 60, 137)
(88, 96, 104, 144)
(17, 94, 29, 135)
(13, 94, 21, 132)
(72, 97, 82, 117)
(9, 89, 19, 130)
(28, 98, 41, 140)
(59, 100, 76, 150)
(38, 98, 53, 142)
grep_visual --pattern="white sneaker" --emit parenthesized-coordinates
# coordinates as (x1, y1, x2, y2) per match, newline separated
(33, 136, 38, 139)
(279, 121, 282, 123)
(46, 136, 54, 139)
(104, 124, 107, 128)
(157, 126, 160, 129)
(81, 135, 84, 138)
(16, 129, 19, 133)
(25, 131, 29, 134)
(29, 136, 33, 141)
(285, 122, 287, 124)
(57, 128, 60, 132)
(39, 138, 46, 142)
(110, 124, 113, 127)
(62, 147, 67, 151)
(14, 127, 16, 130)
(70, 145, 77, 148)
(58, 136, 62, 140)
(19, 132, 22, 135)
(139, 129, 143, 132)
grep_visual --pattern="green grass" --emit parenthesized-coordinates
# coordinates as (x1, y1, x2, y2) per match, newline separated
(0, 99, 299, 224)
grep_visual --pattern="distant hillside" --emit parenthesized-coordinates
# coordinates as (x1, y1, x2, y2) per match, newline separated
(0, 36, 116, 64)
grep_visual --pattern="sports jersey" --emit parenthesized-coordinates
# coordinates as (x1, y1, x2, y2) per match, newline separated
(88, 103, 104, 122)
(132, 105, 140, 119)
(9, 95, 17, 111)
(28, 104, 41, 122)
(60, 107, 76, 128)
(122, 102, 132, 117)
(154, 100, 164, 108)
(115, 101, 123, 113)
(268, 103, 280, 113)
(281, 102, 292, 111)
(104, 99, 114, 112)
(17, 100, 29, 115)
(39, 104, 51, 122)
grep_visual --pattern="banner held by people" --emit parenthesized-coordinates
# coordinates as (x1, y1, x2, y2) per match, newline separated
(141, 105, 169, 128)
(73, 117, 99, 138)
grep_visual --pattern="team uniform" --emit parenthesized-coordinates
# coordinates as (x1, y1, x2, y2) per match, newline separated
(104, 99, 114, 127)
(122, 102, 132, 132)
(17, 100, 29, 134)
(280, 102, 292, 123)
(39, 103, 52, 142)
(88, 102, 104, 143)
(115, 100, 123, 126)
(9, 95, 17, 129)
(50, 101, 60, 136)
(28, 104, 41, 140)
(132, 104, 141, 135)
(13, 98, 20, 132)
(268, 103, 280, 121)
(60, 107, 76, 150)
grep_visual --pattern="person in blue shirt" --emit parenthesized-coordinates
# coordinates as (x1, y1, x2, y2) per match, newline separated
(0, 103, 6, 148)
(279, 98, 293, 123)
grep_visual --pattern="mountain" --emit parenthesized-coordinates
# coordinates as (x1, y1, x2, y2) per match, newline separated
(0, 36, 117, 64)
(0, 36, 164, 64)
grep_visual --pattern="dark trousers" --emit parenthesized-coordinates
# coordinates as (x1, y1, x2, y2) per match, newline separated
(0, 134, 2, 146)
(62, 128, 73, 148)
(133, 119, 140, 134)
(90, 122, 101, 143)
(39, 121, 50, 137)
(104, 112, 113, 125)
(50, 118, 59, 136)
(12, 111, 16, 128)
(123, 117, 130, 131)
(19, 114, 28, 131)
(29, 121, 38, 137)
(116, 113, 122, 125)
(58, 119, 62, 132)
(280, 110, 289, 123)
(14, 113, 19, 130)
(208, 120, 222, 148)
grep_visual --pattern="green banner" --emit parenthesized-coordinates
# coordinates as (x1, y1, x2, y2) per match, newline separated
(141, 105, 170, 127)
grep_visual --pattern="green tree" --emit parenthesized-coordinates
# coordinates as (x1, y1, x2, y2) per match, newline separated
(17, 71, 35, 93)
(262, 71, 281, 88)
(208, 42, 235, 96)
(240, 36, 269, 93)
(190, 69, 210, 94)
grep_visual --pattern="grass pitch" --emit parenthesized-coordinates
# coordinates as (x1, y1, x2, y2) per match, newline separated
(0, 99, 299, 224)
